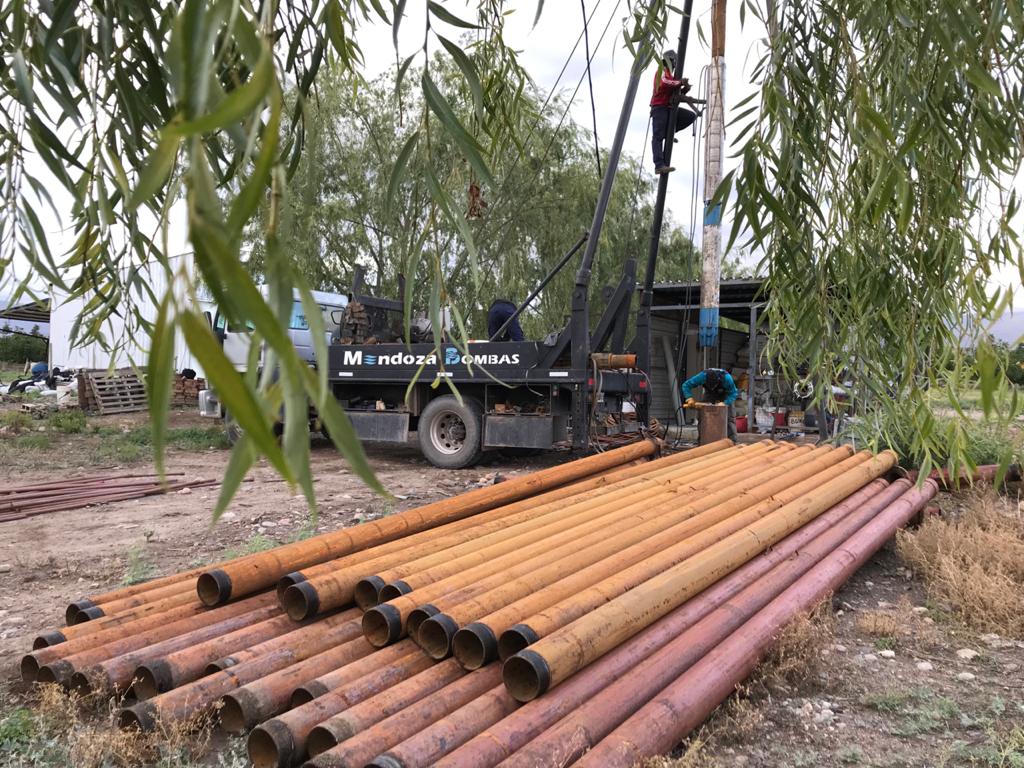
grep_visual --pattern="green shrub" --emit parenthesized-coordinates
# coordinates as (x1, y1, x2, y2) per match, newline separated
(47, 409, 86, 434)
(0, 411, 32, 433)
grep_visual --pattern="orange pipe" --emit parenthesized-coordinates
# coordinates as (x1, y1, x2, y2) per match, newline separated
(71, 579, 198, 623)
(362, 444, 774, 606)
(220, 635, 383, 734)
(362, 446, 814, 648)
(118, 612, 364, 731)
(198, 441, 661, 606)
(454, 449, 864, 667)
(305, 660, 467, 758)
(248, 645, 429, 768)
(291, 640, 420, 706)
(21, 592, 277, 684)
(64, 567, 204, 625)
(35, 599, 210, 649)
(502, 451, 898, 701)
(68, 589, 198, 626)
(129, 610, 324, 700)
(281, 442, 739, 619)
(307, 665, 505, 768)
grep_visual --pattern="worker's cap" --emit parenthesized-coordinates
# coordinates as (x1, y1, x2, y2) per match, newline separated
(663, 49, 677, 67)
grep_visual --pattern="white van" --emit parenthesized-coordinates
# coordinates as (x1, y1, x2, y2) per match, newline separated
(199, 287, 347, 419)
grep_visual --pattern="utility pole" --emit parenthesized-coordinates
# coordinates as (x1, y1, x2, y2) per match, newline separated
(635, 0, 695, 423)
(699, 0, 727, 355)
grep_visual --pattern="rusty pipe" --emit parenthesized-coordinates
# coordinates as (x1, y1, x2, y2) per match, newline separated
(248, 644, 427, 768)
(363, 443, 776, 610)
(503, 451, 898, 701)
(486, 448, 867, 665)
(305, 660, 466, 758)
(497, 479, 916, 767)
(129, 610, 327, 699)
(576, 480, 938, 767)
(69, 588, 198, 625)
(70, 578, 199, 623)
(429, 479, 899, 768)
(286, 442, 743, 619)
(198, 440, 661, 606)
(413, 445, 844, 661)
(35, 598, 212, 649)
(277, 444, 727, 601)
(220, 635, 385, 734)
(21, 591, 277, 684)
(363, 446, 812, 648)
(309, 665, 505, 768)
(64, 567, 205, 625)
(118, 612, 363, 731)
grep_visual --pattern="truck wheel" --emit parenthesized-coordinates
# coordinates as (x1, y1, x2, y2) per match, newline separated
(418, 396, 483, 469)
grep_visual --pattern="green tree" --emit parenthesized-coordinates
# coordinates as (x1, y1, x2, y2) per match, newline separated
(247, 61, 701, 339)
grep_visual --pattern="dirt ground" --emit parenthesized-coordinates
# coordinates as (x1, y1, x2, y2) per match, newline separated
(1, 408, 1022, 767)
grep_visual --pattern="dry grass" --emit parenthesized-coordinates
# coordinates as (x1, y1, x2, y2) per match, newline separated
(898, 489, 1024, 637)
(857, 610, 900, 637)
(0, 684, 233, 768)
(638, 731, 721, 768)
(752, 599, 836, 693)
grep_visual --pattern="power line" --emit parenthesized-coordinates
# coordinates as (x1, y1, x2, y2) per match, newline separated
(581, 0, 602, 180)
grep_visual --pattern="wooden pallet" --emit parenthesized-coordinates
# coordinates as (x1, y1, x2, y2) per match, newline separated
(79, 369, 148, 415)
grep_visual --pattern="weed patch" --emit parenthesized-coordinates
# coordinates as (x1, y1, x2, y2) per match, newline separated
(122, 546, 156, 586)
(47, 409, 86, 433)
(898, 489, 1024, 637)
(752, 599, 836, 693)
(0, 411, 32, 433)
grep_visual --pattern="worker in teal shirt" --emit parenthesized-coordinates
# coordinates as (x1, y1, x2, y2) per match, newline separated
(681, 367, 739, 440)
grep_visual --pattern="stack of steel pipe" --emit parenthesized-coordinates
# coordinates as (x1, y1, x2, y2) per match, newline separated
(19, 443, 658, 698)
(0, 472, 223, 522)
(16, 440, 938, 768)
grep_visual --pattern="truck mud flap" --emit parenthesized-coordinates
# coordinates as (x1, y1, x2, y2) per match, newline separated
(484, 414, 565, 449)
(346, 411, 410, 443)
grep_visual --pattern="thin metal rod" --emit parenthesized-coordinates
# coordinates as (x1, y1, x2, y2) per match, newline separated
(489, 232, 588, 341)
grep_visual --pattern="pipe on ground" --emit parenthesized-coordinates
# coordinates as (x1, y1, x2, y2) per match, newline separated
(118, 612, 363, 730)
(503, 451, 898, 701)
(287, 442, 742, 619)
(575, 479, 938, 767)
(363, 446, 810, 648)
(197, 441, 661, 606)
(308, 665, 505, 768)
(64, 566, 205, 625)
(247, 644, 426, 768)
(71, 579, 198, 623)
(69, 588, 199, 625)
(497, 479, 919, 767)
(305, 660, 466, 758)
(275, 447, 719, 601)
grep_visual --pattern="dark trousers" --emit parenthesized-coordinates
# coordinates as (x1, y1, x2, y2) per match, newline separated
(487, 301, 525, 342)
(651, 106, 697, 168)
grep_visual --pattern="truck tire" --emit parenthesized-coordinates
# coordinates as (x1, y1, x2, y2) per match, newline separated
(418, 395, 484, 469)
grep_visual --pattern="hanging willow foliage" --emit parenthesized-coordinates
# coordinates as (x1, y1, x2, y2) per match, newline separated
(0, 0, 670, 517)
(725, 0, 1024, 479)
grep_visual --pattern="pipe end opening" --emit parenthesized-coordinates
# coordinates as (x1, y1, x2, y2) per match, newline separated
(37, 659, 74, 686)
(503, 649, 550, 702)
(65, 599, 94, 626)
(378, 579, 412, 602)
(197, 570, 233, 606)
(453, 623, 497, 670)
(417, 613, 459, 660)
(282, 581, 320, 621)
(220, 688, 258, 734)
(119, 701, 156, 731)
(249, 720, 293, 768)
(73, 606, 105, 624)
(406, 604, 439, 640)
(276, 571, 307, 601)
(33, 630, 66, 649)
(133, 660, 172, 700)
(306, 724, 339, 757)
(368, 755, 406, 768)
(291, 680, 328, 707)
(362, 604, 402, 647)
(354, 575, 387, 610)
(499, 623, 539, 661)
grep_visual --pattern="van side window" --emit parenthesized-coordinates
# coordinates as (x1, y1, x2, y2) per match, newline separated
(290, 301, 309, 330)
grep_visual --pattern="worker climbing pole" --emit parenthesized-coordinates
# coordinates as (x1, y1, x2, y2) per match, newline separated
(699, 0, 727, 352)
(635, 0, 695, 423)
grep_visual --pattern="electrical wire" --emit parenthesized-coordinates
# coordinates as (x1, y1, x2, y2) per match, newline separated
(581, 0, 602, 180)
